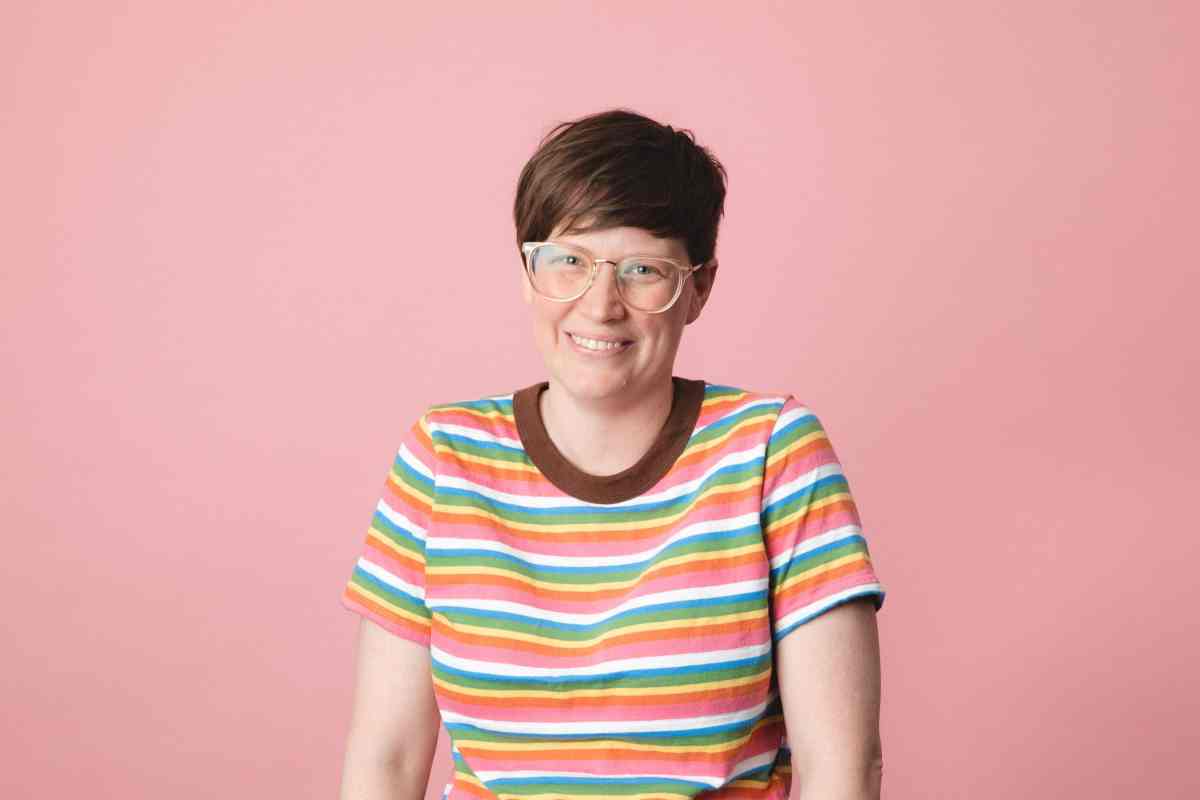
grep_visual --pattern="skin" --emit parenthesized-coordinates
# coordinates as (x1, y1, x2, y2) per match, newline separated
(339, 621, 440, 800)
(776, 597, 885, 799)
(340, 226, 882, 798)
(519, 223, 719, 475)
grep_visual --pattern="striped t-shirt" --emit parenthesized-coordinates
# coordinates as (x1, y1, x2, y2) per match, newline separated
(341, 376, 886, 800)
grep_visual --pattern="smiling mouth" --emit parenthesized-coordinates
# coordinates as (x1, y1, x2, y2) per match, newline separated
(567, 331, 634, 351)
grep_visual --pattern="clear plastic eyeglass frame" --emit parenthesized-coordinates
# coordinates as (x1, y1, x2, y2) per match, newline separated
(521, 240, 706, 314)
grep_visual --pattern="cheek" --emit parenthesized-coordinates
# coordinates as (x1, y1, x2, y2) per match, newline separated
(533, 306, 566, 342)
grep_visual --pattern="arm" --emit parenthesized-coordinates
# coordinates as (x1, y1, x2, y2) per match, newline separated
(339, 618, 442, 800)
(774, 597, 883, 800)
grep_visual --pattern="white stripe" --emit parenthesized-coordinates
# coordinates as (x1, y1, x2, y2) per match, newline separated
(428, 512, 761, 567)
(767, 523, 864, 570)
(429, 578, 769, 625)
(772, 401, 816, 431)
(440, 698, 769, 736)
(396, 441, 434, 480)
(438, 441, 768, 510)
(774, 584, 883, 633)
(433, 640, 770, 678)
(470, 766, 730, 789)
(356, 557, 426, 601)
(375, 497, 429, 541)
(693, 395, 781, 436)
(725, 747, 778, 780)
(762, 460, 844, 508)
(434, 420, 524, 450)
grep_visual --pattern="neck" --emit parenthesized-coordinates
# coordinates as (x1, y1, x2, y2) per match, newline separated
(539, 375, 675, 477)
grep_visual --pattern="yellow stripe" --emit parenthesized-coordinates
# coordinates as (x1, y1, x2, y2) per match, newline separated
(432, 409, 768, 482)
(764, 427, 827, 471)
(774, 552, 872, 593)
(428, 404, 512, 423)
(436, 476, 761, 535)
(384, 468, 435, 507)
(450, 714, 783, 755)
(511, 796, 691, 800)
(685, 411, 772, 458)
(434, 607, 768, 650)
(700, 390, 753, 411)
(762, 489, 855, 534)
(430, 540, 763, 593)
(364, 526, 422, 559)
(344, 582, 430, 627)
(432, 668, 768, 701)
(438, 446, 543, 476)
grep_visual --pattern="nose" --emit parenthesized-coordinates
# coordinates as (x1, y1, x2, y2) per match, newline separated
(577, 259, 627, 318)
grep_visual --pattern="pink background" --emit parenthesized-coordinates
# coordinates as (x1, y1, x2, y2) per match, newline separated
(4, 2, 1197, 797)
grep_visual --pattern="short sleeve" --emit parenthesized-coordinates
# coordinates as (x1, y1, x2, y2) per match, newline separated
(760, 396, 886, 643)
(340, 411, 437, 648)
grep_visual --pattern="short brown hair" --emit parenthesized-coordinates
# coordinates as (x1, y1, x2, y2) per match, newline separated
(513, 108, 728, 268)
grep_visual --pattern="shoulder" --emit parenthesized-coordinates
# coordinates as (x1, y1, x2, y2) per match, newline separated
(696, 379, 798, 429)
(695, 381, 839, 463)
(424, 388, 515, 429)
(414, 388, 523, 461)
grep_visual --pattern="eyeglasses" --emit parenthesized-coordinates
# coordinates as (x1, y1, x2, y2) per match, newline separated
(521, 241, 705, 314)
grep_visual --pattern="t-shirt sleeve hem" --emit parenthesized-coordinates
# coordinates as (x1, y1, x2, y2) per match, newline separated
(341, 586, 432, 649)
(772, 584, 885, 645)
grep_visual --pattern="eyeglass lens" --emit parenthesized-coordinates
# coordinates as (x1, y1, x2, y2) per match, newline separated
(527, 244, 681, 312)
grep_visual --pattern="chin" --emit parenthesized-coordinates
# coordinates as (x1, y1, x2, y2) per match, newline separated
(555, 368, 633, 398)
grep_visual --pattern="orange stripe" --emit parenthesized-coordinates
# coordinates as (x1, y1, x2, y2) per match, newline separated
(774, 558, 873, 606)
(344, 586, 430, 631)
(762, 436, 834, 485)
(432, 549, 765, 603)
(434, 483, 765, 545)
(435, 673, 771, 711)
(763, 495, 858, 541)
(363, 533, 423, 571)
(431, 613, 770, 658)
(677, 415, 774, 471)
(453, 718, 784, 765)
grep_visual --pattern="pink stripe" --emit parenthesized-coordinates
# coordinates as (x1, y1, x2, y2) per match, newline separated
(439, 625, 770, 670)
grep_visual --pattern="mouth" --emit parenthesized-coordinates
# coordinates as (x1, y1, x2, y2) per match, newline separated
(565, 330, 635, 353)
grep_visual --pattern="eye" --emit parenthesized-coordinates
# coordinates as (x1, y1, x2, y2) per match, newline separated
(621, 260, 670, 280)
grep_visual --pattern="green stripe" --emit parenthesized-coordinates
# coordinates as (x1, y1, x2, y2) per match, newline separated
(433, 652, 770, 692)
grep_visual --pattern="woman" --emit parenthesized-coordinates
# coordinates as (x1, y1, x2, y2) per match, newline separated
(338, 109, 887, 800)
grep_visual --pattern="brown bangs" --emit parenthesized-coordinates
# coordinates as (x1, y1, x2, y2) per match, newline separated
(514, 108, 727, 268)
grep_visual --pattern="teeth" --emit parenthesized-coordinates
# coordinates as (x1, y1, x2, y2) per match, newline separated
(570, 333, 627, 351)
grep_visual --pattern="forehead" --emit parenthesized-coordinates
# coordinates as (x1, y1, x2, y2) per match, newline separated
(549, 224, 686, 259)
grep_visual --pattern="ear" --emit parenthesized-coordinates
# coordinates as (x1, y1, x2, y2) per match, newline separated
(685, 259, 718, 324)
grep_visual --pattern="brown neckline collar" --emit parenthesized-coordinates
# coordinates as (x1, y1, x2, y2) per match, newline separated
(511, 376, 707, 504)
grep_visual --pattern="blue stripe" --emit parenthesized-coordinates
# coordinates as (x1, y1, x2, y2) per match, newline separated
(392, 447, 435, 494)
(429, 522, 760, 577)
(695, 398, 777, 438)
(438, 457, 760, 518)
(443, 714, 759, 742)
(372, 505, 427, 545)
(433, 587, 767, 635)
(433, 651, 770, 686)
(768, 532, 870, 580)
(762, 472, 845, 518)
(773, 589, 885, 642)
(771, 408, 820, 442)
(353, 563, 423, 604)
(487, 775, 707, 790)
